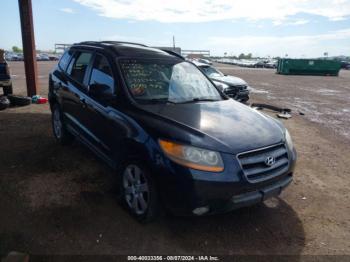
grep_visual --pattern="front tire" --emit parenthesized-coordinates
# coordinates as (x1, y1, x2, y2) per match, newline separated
(52, 104, 74, 145)
(119, 161, 159, 222)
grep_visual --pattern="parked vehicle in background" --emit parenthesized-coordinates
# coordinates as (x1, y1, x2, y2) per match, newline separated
(49, 41, 296, 221)
(16, 53, 24, 61)
(0, 50, 13, 95)
(215, 58, 278, 69)
(37, 54, 50, 61)
(5, 53, 13, 61)
(197, 58, 212, 65)
(341, 61, 350, 70)
(5, 52, 23, 61)
(194, 61, 250, 102)
(255, 60, 266, 68)
(49, 55, 59, 61)
(264, 60, 277, 69)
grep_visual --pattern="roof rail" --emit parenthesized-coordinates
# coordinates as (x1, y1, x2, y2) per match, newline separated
(159, 49, 185, 60)
(100, 41, 148, 47)
(74, 41, 147, 47)
(74, 41, 100, 45)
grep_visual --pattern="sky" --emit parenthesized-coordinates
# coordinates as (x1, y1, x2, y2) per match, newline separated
(1, 0, 350, 58)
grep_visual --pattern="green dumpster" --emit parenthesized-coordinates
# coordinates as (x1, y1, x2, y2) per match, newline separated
(277, 59, 341, 76)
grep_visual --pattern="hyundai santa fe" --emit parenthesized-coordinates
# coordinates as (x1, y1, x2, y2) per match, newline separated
(49, 41, 297, 222)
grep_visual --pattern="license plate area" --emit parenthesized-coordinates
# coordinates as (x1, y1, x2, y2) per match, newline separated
(261, 185, 281, 201)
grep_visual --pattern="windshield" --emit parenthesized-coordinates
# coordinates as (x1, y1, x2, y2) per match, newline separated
(120, 59, 222, 103)
(200, 66, 224, 78)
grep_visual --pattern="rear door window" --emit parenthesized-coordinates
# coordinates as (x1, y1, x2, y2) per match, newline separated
(88, 54, 115, 96)
(67, 52, 93, 85)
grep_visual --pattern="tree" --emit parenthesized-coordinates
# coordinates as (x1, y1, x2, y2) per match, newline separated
(238, 53, 245, 59)
(12, 46, 22, 53)
(238, 53, 253, 59)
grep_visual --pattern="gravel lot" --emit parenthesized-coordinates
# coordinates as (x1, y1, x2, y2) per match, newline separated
(0, 61, 349, 258)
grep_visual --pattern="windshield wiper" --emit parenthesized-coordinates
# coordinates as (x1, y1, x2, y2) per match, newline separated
(177, 98, 221, 104)
(143, 98, 177, 104)
(138, 98, 220, 105)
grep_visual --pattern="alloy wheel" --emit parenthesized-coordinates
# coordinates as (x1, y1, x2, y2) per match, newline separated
(122, 164, 150, 215)
(53, 108, 62, 139)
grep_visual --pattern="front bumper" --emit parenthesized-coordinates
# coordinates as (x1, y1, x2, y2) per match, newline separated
(227, 175, 292, 211)
(225, 89, 250, 101)
(155, 146, 296, 216)
(236, 89, 249, 98)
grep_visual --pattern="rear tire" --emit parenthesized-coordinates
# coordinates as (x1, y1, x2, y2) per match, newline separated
(118, 161, 159, 222)
(51, 104, 74, 145)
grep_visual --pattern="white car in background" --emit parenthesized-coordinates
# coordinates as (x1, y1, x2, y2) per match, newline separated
(193, 61, 250, 102)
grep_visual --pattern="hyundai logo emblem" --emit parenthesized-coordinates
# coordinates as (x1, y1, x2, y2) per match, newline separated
(265, 156, 275, 167)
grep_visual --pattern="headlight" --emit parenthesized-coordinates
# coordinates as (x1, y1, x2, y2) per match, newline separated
(213, 81, 229, 91)
(285, 129, 294, 151)
(159, 140, 224, 172)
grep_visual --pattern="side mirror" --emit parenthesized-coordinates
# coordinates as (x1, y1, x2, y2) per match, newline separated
(89, 83, 112, 98)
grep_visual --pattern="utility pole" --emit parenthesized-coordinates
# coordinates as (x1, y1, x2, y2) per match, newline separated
(173, 36, 175, 51)
(18, 0, 39, 96)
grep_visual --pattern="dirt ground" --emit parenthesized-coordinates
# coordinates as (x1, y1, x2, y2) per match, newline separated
(0, 61, 349, 258)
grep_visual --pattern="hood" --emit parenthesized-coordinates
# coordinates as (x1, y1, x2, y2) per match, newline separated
(137, 99, 284, 154)
(211, 75, 247, 86)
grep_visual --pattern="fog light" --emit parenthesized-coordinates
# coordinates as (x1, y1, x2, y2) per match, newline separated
(192, 206, 209, 216)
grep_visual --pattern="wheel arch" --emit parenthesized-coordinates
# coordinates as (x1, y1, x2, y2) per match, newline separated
(117, 137, 155, 164)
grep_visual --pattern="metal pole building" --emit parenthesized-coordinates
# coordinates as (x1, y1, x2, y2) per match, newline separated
(18, 0, 39, 96)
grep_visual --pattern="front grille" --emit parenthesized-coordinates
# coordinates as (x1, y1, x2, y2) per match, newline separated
(237, 143, 289, 183)
(224, 85, 247, 97)
(236, 85, 248, 91)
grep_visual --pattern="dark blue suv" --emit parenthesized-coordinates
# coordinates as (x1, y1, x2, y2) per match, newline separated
(49, 41, 297, 222)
